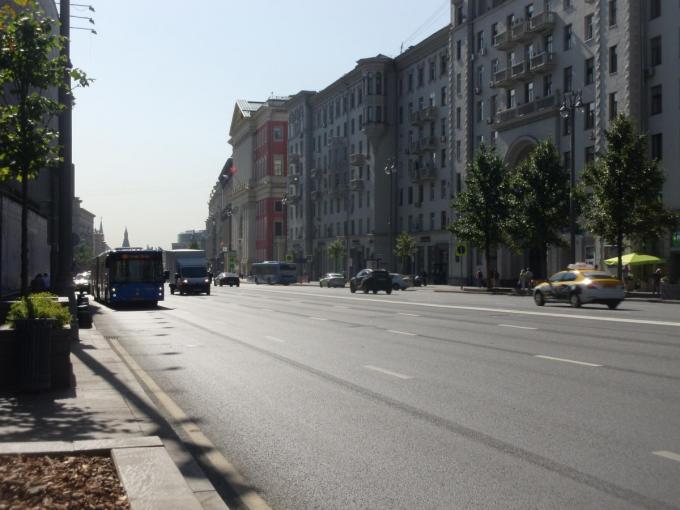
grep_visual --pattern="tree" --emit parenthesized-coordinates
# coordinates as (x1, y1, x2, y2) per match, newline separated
(448, 144, 508, 289)
(393, 231, 416, 274)
(505, 140, 570, 278)
(580, 115, 678, 279)
(0, 3, 90, 294)
(327, 239, 345, 273)
(188, 239, 200, 249)
(73, 243, 92, 273)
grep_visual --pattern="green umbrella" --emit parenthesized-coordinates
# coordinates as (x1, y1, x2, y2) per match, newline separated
(604, 252, 666, 266)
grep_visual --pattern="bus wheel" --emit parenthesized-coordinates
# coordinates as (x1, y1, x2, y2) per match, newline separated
(255, 277, 260, 285)
(206, 288, 210, 296)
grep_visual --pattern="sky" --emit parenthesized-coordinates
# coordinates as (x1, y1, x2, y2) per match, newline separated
(70, 0, 451, 250)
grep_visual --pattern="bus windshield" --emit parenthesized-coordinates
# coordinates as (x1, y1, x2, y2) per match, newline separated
(110, 258, 163, 283)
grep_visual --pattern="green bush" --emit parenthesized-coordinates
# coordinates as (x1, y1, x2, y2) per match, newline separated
(6, 292, 72, 328)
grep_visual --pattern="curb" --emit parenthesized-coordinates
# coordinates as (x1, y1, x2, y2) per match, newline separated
(0, 436, 202, 510)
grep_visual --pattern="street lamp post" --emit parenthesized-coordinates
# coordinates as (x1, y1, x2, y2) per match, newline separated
(559, 91, 583, 264)
(384, 157, 396, 272)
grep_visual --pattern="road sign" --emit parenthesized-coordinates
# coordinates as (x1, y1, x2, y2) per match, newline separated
(455, 244, 466, 257)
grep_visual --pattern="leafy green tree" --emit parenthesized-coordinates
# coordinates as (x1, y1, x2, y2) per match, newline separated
(0, 4, 90, 294)
(448, 144, 508, 289)
(327, 239, 345, 272)
(188, 239, 200, 249)
(73, 243, 93, 273)
(505, 140, 570, 278)
(580, 115, 678, 279)
(393, 231, 416, 274)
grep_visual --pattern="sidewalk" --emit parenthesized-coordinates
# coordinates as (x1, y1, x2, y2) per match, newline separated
(0, 326, 229, 509)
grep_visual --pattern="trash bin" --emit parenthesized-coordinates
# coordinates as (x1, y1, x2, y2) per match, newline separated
(16, 319, 54, 392)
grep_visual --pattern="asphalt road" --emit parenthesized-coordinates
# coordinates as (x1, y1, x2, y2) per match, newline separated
(93, 284, 680, 510)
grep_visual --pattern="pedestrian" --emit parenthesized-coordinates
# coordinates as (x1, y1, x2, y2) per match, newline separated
(476, 268, 484, 288)
(652, 267, 662, 296)
(421, 270, 428, 286)
(525, 267, 534, 289)
(518, 268, 527, 291)
(622, 264, 630, 282)
(31, 274, 46, 292)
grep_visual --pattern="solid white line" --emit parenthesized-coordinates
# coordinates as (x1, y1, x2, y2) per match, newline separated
(309, 316, 328, 321)
(248, 288, 680, 328)
(534, 355, 602, 367)
(387, 329, 418, 336)
(653, 451, 680, 463)
(399, 313, 421, 317)
(264, 335, 285, 343)
(499, 324, 538, 330)
(363, 365, 413, 380)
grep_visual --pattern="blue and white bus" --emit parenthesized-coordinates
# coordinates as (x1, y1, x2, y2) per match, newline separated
(92, 248, 165, 306)
(251, 261, 297, 285)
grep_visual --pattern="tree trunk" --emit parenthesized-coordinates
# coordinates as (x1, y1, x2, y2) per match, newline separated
(616, 231, 623, 281)
(21, 167, 29, 296)
(485, 242, 493, 290)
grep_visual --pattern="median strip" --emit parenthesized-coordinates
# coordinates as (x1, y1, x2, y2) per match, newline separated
(363, 365, 413, 380)
(534, 355, 602, 367)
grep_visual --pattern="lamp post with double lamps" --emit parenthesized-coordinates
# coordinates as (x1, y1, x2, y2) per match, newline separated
(384, 157, 397, 271)
(559, 90, 583, 264)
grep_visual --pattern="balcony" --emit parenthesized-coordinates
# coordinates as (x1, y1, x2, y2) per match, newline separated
(510, 20, 530, 42)
(408, 163, 437, 183)
(511, 60, 529, 80)
(311, 190, 322, 201)
(409, 109, 420, 125)
(350, 178, 364, 191)
(350, 153, 367, 166)
(414, 105, 437, 126)
(329, 136, 347, 147)
(528, 11, 556, 34)
(493, 30, 513, 51)
(529, 51, 555, 73)
(491, 68, 513, 88)
(288, 153, 301, 164)
(309, 167, 320, 179)
(418, 136, 437, 152)
(493, 93, 559, 131)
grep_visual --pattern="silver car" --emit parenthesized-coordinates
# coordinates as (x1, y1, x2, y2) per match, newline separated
(390, 273, 413, 290)
(320, 273, 346, 288)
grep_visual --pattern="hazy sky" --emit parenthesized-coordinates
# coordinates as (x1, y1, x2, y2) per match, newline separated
(71, 0, 450, 249)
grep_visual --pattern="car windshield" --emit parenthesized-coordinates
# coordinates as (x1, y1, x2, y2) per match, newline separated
(583, 272, 616, 279)
(328, 273, 343, 278)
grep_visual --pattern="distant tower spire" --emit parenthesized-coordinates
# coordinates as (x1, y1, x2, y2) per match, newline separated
(99, 217, 103, 234)
(122, 226, 130, 248)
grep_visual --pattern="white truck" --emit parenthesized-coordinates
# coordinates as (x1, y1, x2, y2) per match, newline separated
(163, 249, 211, 295)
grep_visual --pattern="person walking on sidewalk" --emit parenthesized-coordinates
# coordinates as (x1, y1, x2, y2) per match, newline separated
(518, 268, 526, 292)
(653, 267, 662, 296)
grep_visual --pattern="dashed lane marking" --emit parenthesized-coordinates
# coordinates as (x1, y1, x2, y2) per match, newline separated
(363, 365, 413, 380)
(653, 451, 680, 463)
(534, 355, 602, 367)
(499, 324, 538, 330)
(399, 313, 421, 317)
(387, 330, 418, 336)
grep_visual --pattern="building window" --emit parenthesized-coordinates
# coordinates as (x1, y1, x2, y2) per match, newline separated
(417, 67, 424, 87)
(456, 73, 462, 94)
(441, 86, 447, 106)
(274, 222, 283, 236)
(609, 92, 618, 119)
(456, 107, 461, 129)
(274, 200, 283, 212)
(563, 150, 571, 170)
(273, 126, 283, 141)
(507, 88, 516, 109)
(584, 102, 595, 130)
(609, 0, 617, 26)
(456, 140, 462, 161)
(440, 211, 447, 230)
(273, 155, 284, 176)
(544, 74, 553, 96)
(585, 146, 595, 165)
(440, 180, 446, 199)
(440, 53, 448, 75)
(651, 85, 662, 115)
(477, 65, 484, 89)
(408, 186, 413, 205)
(564, 24, 573, 50)
(585, 58, 594, 85)
(407, 72, 413, 92)
(609, 46, 618, 73)
(650, 0, 661, 19)
(585, 15, 594, 41)
(429, 61, 435, 81)
(441, 117, 446, 137)
(563, 115, 571, 135)
(525, 82, 534, 103)
(650, 36, 662, 66)
(476, 101, 484, 122)
(477, 30, 485, 52)
(440, 149, 446, 168)
(456, 39, 462, 60)
(651, 133, 663, 160)
(563, 66, 573, 92)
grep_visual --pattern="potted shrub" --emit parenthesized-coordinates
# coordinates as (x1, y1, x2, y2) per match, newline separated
(6, 293, 72, 391)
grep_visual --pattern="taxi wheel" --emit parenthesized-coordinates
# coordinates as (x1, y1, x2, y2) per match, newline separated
(569, 293, 582, 308)
(533, 291, 545, 306)
(607, 301, 620, 310)
(320, 282, 323, 287)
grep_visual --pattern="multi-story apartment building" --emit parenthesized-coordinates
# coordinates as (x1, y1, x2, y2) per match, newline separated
(450, 0, 680, 282)
(224, 98, 289, 274)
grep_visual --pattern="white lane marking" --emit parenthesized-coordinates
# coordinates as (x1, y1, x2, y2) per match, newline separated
(309, 316, 328, 321)
(534, 355, 602, 367)
(499, 324, 538, 330)
(264, 335, 285, 343)
(387, 329, 418, 336)
(363, 365, 413, 380)
(399, 313, 421, 317)
(653, 451, 680, 463)
(248, 288, 680, 328)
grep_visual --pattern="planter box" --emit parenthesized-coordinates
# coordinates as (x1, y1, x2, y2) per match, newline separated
(0, 324, 73, 391)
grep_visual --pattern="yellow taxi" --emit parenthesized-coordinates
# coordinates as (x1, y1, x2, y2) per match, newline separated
(533, 263, 625, 309)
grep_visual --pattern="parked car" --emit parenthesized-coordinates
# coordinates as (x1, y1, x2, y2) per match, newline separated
(73, 271, 91, 294)
(390, 273, 412, 290)
(213, 272, 240, 287)
(350, 269, 392, 294)
(533, 263, 625, 309)
(320, 273, 346, 288)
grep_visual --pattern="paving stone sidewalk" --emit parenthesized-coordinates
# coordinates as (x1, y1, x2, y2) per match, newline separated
(0, 326, 228, 510)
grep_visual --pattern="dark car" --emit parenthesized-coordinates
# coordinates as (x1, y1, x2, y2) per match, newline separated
(214, 272, 240, 287)
(350, 269, 392, 294)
